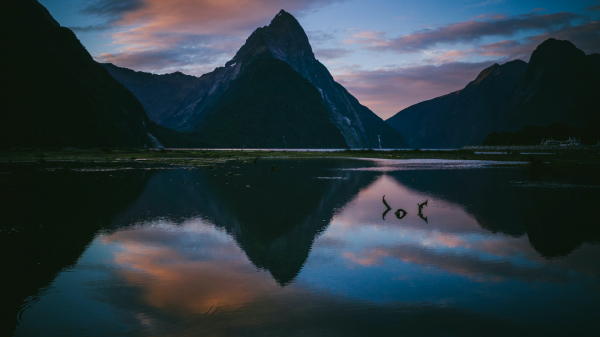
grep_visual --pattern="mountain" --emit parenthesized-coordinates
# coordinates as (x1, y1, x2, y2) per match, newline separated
(196, 49, 348, 148)
(101, 64, 203, 126)
(499, 39, 600, 131)
(1, 0, 188, 148)
(386, 38, 600, 148)
(589, 54, 600, 71)
(105, 10, 408, 149)
(386, 60, 527, 149)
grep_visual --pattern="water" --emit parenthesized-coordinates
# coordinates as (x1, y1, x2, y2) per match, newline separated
(1, 158, 599, 336)
(157, 148, 460, 151)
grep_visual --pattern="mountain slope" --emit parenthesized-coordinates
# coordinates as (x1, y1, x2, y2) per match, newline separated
(105, 10, 408, 148)
(196, 41, 347, 148)
(0, 0, 181, 148)
(233, 11, 406, 148)
(386, 60, 527, 148)
(499, 39, 600, 131)
(589, 54, 600, 71)
(101, 64, 203, 126)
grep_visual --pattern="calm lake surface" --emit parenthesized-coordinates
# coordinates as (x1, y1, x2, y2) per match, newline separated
(2, 158, 599, 336)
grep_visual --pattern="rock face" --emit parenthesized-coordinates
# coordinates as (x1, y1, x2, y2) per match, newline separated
(589, 54, 600, 71)
(105, 10, 408, 148)
(102, 64, 203, 126)
(1, 0, 176, 148)
(196, 48, 348, 148)
(499, 39, 600, 131)
(229, 11, 407, 149)
(386, 60, 527, 148)
(386, 38, 600, 148)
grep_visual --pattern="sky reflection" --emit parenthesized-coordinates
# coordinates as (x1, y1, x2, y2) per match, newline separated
(12, 161, 600, 336)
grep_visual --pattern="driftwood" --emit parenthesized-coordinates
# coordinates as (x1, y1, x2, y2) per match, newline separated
(382, 195, 392, 220)
(394, 209, 407, 219)
(418, 199, 428, 223)
(382, 195, 392, 209)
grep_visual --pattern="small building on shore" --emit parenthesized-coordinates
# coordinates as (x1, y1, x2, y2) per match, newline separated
(541, 137, 580, 146)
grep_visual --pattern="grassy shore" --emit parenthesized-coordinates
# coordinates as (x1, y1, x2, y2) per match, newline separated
(0, 148, 598, 176)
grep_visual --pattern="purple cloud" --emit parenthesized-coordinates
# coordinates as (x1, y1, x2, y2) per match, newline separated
(77, 0, 345, 74)
(314, 48, 353, 60)
(470, 20, 600, 60)
(333, 61, 497, 119)
(349, 12, 581, 53)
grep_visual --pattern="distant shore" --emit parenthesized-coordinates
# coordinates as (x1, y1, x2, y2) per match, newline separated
(0, 148, 598, 176)
(464, 145, 600, 154)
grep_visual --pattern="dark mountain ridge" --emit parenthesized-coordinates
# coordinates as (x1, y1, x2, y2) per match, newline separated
(499, 38, 600, 131)
(386, 38, 600, 148)
(195, 41, 348, 148)
(102, 64, 203, 125)
(105, 10, 408, 148)
(1, 0, 183, 148)
(386, 60, 527, 148)
(589, 54, 600, 71)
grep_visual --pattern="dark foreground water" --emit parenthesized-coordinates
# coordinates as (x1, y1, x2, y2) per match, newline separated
(1, 158, 599, 336)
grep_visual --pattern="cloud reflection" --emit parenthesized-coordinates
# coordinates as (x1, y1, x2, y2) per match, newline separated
(13, 165, 600, 336)
(102, 219, 282, 317)
(321, 174, 599, 285)
(91, 217, 532, 336)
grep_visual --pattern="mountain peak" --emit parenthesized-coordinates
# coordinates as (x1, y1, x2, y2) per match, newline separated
(272, 9, 294, 22)
(530, 38, 584, 64)
(472, 63, 500, 85)
(537, 38, 576, 50)
(500, 38, 600, 131)
(267, 9, 307, 37)
(227, 9, 314, 68)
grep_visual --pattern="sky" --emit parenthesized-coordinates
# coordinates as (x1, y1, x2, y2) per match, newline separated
(39, 0, 600, 119)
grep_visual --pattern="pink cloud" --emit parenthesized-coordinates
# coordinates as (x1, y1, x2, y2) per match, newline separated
(349, 12, 581, 53)
(334, 18, 599, 118)
(79, 0, 344, 73)
(333, 61, 496, 119)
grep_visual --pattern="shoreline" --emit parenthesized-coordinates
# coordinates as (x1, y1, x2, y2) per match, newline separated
(0, 148, 598, 177)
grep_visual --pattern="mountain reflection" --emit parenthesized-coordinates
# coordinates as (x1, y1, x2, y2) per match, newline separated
(5, 159, 600, 336)
(105, 158, 379, 285)
(0, 167, 156, 337)
(384, 168, 600, 257)
(318, 175, 600, 284)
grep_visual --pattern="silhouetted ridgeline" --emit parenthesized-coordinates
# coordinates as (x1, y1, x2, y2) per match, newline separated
(101, 64, 204, 126)
(104, 10, 408, 149)
(386, 39, 600, 148)
(499, 39, 600, 132)
(5, 1, 597, 149)
(196, 56, 348, 148)
(2, 2, 381, 149)
(1, 0, 200, 148)
(386, 60, 527, 149)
